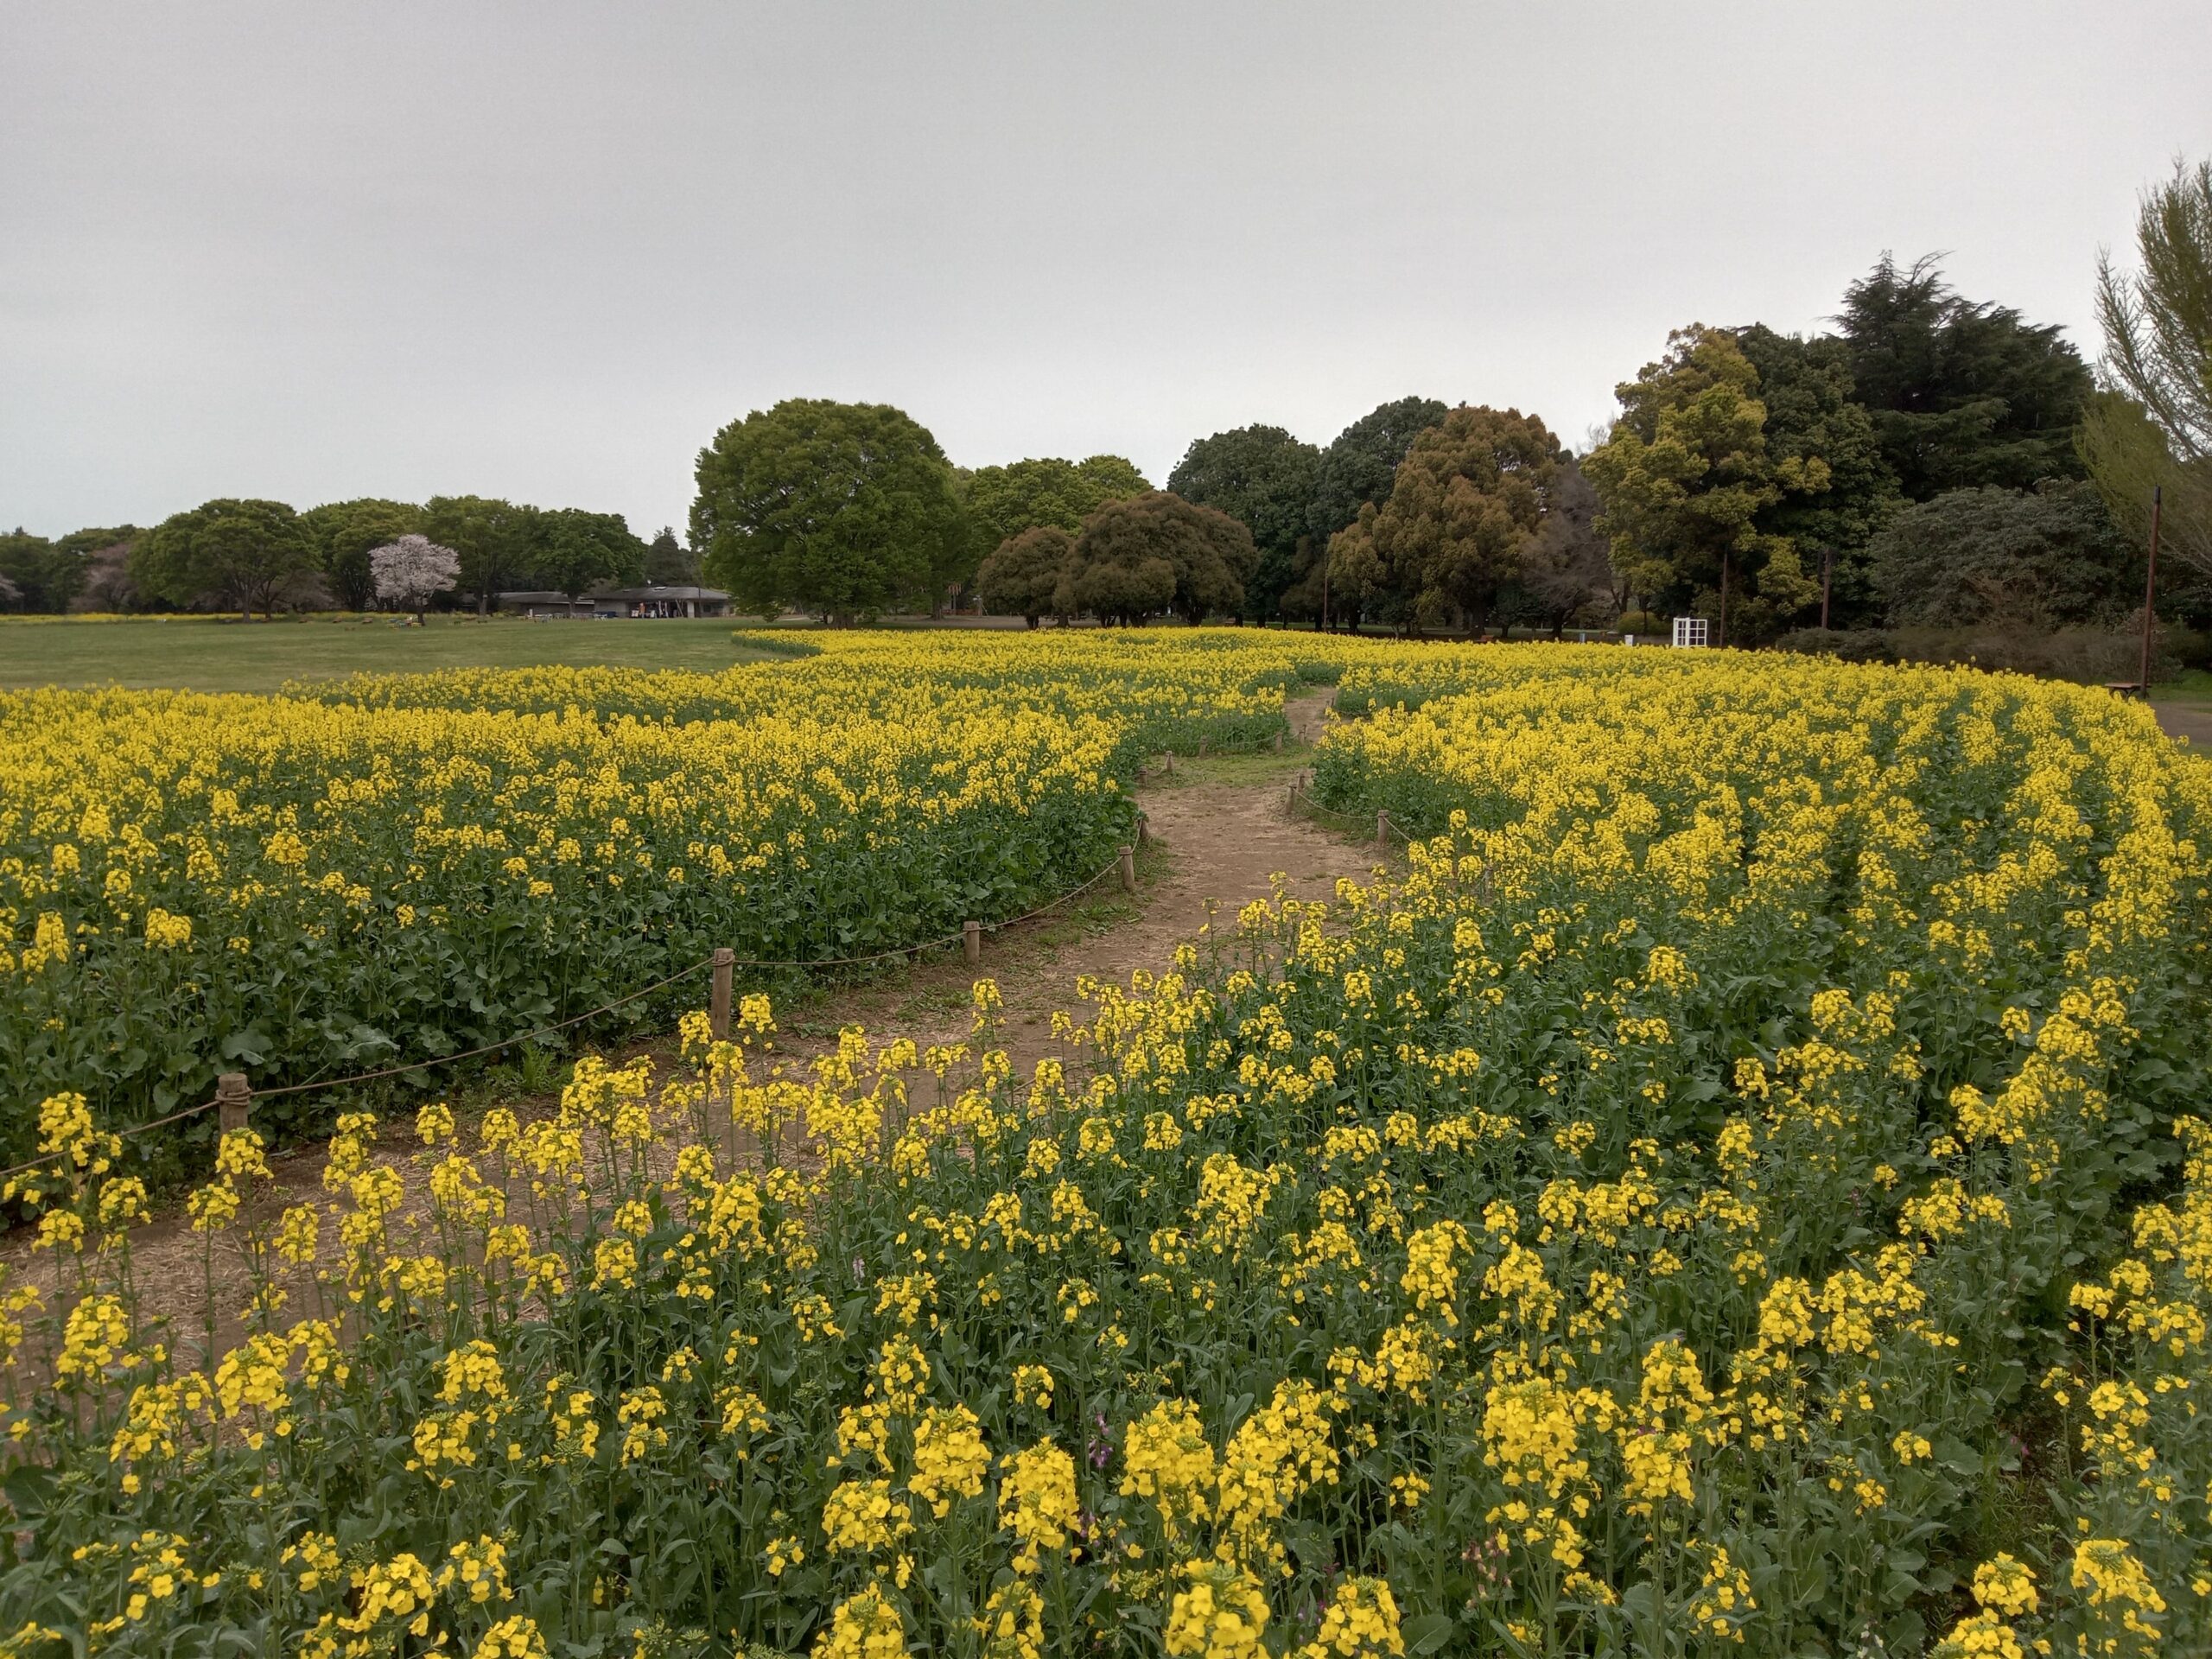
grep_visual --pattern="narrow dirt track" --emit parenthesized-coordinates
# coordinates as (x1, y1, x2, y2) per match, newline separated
(755, 693, 1381, 1078)
(2155, 701, 2212, 748)
(6, 694, 1385, 1340)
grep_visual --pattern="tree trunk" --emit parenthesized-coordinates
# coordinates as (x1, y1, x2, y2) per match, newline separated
(1718, 552, 1731, 649)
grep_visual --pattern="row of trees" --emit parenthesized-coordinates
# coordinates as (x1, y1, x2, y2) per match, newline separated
(1567, 257, 2126, 645)
(962, 160, 2208, 641)
(3, 496, 691, 618)
(683, 396, 1477, 626)
(976, 493, 1255, 626)
(15, 163, 2202, 637)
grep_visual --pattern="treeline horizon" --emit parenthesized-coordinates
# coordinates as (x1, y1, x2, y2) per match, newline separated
(8, 164, 2209, 645)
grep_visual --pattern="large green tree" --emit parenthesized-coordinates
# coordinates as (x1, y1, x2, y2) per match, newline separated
(1838, 255, 2092, 499)
(1867, 483, 2139, 628)
(61, 528, 140, 611)
(1328, 405, 1563, 635)
(975, 525, 1074, 627)
(302, 498, 423, 611)
(1513, 459, 1616, 635)
(1583, 328, 1817, 645)
(0, 525, 138, 613)
(1734, 325, 1900, 626)
(0, 529, 75, 613)
(54, 525, 140, 563)
(130, 499, 319, 620)
(644, 527, 700, 585)
(423, 496, 541, 613)
(691, 399, 967, 624)
(963, 456, 1150, 552)
(1293, 397, 1450, 625)
(2085, 157, 2212, 592)
(1067, 493, 1254, 625)
(1166, 425, 1320, 621)
(536, 509, 647, 600)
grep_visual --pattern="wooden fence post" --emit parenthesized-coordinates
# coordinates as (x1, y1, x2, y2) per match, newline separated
(1273, 729, 1283, 753)
(1376, 810, 1390, 849)
(710, 947, 734, 1040)
(1118, 845, 1136, 893)
(964, 920, 982, 965)
(1198, 736, 1209, 758)
(1135, 810, 1149, 849)
(216, 1072, 252, 1135)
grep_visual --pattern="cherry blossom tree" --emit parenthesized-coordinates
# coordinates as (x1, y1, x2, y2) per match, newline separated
(369, 533, 461, 620)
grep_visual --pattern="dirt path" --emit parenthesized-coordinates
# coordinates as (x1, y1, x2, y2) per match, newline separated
(6, 694, 1382, 1351)
(763, 692, 1378, 1079)
(2154, 699, 2212, 748)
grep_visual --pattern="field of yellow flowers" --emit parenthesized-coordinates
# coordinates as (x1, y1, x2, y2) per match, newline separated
(3, 641, 2211, 1658)
(0, 632, 1333, 1172)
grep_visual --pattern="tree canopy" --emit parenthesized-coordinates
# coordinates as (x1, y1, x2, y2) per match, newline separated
(130, 499, 319, 619)
(1734, 325, 1900, 626)
(963, 456, 1150, 554)
(302, 499, 423, 612)
(0, 525, 140, 613)
(1514, 459, 1616, 634)
(1868, 484, 2139, 629)
(1583, 328, 1815, 644)
(2086, 157, 2212, 591)
(1067, 493, 1254, 625)
(975, 525, 1074, 626)
(422, 497, 542, 613)
(692, 399, 967, 623)
(644, 527, 699, 586)
(370, 534, 462, 617)
(1166, 426, 1320, 620)
(1328, 405, 1563, 633)
(1307, 397, 1451, 546)
(1278, 397, 1449, 623)
(0, 530, 73, 613)
(537, 509, 647, 600)
(1838, 255, 2092, 499)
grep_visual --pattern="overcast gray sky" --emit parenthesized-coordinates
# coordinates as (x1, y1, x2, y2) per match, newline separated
(3, 3, 2206, 539)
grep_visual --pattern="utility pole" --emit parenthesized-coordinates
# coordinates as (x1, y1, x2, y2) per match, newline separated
(2139, 486, 2164, 691)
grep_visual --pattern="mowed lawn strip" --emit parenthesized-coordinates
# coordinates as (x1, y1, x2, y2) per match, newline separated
(0, 616, 785, 694)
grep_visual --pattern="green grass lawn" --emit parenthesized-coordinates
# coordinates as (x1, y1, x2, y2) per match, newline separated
(2154, 668, 2212, 706)
(0, 616, 782, 695)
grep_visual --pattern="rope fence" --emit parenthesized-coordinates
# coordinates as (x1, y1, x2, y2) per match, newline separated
(1284, 774, 1418, 848)
(0, 830, 1148, 1188)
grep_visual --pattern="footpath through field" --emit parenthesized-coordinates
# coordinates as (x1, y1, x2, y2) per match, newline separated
(2154, 699, 2212, 748)
(768, 691, 1376, 1080)
(16, 693, 1384, 1337)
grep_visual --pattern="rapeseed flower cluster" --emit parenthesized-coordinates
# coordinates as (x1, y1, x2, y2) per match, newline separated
(2, 642, 2209, 1656)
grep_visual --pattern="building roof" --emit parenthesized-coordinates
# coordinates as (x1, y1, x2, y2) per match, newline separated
(496, 585, 731, 604)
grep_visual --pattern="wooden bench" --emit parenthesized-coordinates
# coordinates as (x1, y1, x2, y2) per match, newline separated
(2103, 681, 2148, 699)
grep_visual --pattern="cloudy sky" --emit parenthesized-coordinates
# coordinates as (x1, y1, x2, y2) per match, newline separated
(3, 3, 2206, 539)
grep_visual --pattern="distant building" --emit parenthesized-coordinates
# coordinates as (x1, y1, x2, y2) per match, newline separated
(496, 584, 732, 619)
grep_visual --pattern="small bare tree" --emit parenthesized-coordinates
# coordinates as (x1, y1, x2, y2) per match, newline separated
(2086, 157, 2212, 581)
(369, 534, 461, 620)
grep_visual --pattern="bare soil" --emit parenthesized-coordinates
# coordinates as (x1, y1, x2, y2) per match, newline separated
(2153, 699, 2212, 749)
